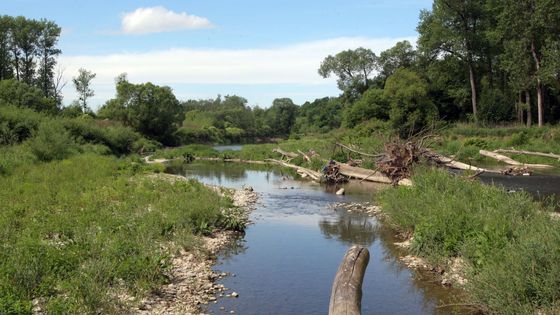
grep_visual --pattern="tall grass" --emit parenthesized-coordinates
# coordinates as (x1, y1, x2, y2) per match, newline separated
(378, 168, 560, 314)
(0, 154, 240, 314)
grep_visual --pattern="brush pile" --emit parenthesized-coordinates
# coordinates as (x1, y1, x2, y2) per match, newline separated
(376, 141, 424, 185)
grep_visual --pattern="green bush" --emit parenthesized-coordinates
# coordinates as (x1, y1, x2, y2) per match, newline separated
(0, 105, 45, 145)
(28, 120, 77, 162)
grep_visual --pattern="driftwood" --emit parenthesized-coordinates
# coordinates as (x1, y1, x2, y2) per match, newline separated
(337, 163, 413, 186)
(335, 143, 382, 158)
(298, 149, 311, 162)
(272, 148, 299, 159)
(195, 157, 269, 165)
(494, 149, 560, 160)
(329, 246, 370, 315)
(479, 150, 553, 169)
(426, 151, 498, 173)
(265, 159, 323, 181)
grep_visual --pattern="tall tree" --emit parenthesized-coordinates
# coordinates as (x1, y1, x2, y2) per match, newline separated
(0, 16, 13, 80)
(318, 47, 378, 101)
(499, 0, 560, 126)
(377, 40, 417, 79)
(72, 68, 96, 112)
(37, 19, 61, 100)
(417, 0, 486, 122)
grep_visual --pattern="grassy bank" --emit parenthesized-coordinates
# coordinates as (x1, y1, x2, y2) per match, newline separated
(0, 154, 243, 314)
(378, 168, 560, 314)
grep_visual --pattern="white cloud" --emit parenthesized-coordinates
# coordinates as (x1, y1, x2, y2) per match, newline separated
(121, 6, 213, 35)
(59, 36, 416, 108)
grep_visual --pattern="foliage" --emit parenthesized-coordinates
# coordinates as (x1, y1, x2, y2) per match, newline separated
(384, 69, 438, 137)
(28, 120, 77, 161)
(343, 88, 389, 128)
(0, 154, 241, 313)
(378, 168, 560, 314)
(99, 75, 183, 145)
(72, 68, 96, 112)
(0, 80, 56, 113)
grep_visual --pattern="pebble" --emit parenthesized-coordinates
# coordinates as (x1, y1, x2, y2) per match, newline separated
(231, 292, 239, 298)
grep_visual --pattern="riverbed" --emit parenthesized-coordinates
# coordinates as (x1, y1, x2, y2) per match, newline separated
(167, 161, 465, 315)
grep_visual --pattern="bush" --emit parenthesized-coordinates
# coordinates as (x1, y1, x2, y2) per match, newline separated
(28, 120, 77, 161)
(0, 105, 45, 145)
(0, 80, 57, 113)
(343, 88, 389, 128)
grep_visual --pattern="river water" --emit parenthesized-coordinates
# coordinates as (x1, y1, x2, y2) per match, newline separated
(168, 161, 464, 315)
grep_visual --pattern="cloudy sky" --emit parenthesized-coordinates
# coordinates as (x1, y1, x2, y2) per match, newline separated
(3, 0, 432, 109)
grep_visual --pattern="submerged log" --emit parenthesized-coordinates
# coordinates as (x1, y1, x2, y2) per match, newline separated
(337, 163, 413, 186)
(494, 149, 560, 161)
(479, 150, 553, 169)
(329, 246, 370, 315)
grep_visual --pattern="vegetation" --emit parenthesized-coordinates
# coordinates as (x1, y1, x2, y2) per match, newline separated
(378, 168, 560, 314)
(0, 154, 242, 313)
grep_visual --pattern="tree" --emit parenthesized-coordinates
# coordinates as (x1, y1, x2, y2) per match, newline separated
(318, 47, 378, 100)
(0, 16, 13, 80)
(384, 69, 438, 137)
(343, 88, 389, 128)
(418, 0, 486, 122)
(0, 79, 56, 112)
(498, 0, 560, 126)
(99, 75, 183, 144)
(377, 40, 417, 79)
(36, 19, 61, 99)
(72, 68, 96, 112)
(266, 98, 298, 136)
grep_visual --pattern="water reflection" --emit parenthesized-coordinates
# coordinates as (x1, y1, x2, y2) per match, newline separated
(318, 211, 378, 246)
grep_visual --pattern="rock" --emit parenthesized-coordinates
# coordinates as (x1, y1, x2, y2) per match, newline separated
(243, 186, 254, 192)
(336, 188, 345, 195)
(231, 292, 239, 298)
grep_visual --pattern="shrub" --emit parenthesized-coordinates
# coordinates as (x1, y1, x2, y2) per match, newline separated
(28, 120, 77, 161)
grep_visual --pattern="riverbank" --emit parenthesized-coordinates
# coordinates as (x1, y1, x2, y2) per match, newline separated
(0, 154, 256, 314)
(137, 174, 258, 315)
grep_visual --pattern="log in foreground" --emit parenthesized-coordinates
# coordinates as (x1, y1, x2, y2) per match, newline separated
(479, 150, 553, 169)
(329, 246, 370, 315)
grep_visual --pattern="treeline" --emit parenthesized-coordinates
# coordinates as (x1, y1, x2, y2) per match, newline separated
(0, 15, 63, 108)
(325, 0, 560, 133)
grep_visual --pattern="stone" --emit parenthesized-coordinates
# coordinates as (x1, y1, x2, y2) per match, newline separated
(336, 188, 345, 195)
(231, 292, 239, 298)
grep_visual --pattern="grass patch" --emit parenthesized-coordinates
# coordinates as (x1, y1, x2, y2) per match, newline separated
(0, 154, 240, 314)
(378, 168, 560, 314)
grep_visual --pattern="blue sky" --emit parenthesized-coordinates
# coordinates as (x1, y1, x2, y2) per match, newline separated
(3, 0, 432, 108)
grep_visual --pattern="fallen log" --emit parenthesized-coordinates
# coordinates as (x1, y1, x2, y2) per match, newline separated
(298, 149, 311, 162)
(195, 157, 270, 165)
(479, 150, 553, 169)
(265, 159, 323, 181)
(272, 148, 299, 159)
(329, 246, 370, 315)
(494, 149, 560, 161)
(335, 142, 382, 158)
(427, 151, 499, 173)
(337, 163, 413, 186)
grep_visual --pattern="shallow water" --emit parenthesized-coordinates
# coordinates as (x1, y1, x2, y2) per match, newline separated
(170, 162, 464, 315)
(213, 145, 244, 152)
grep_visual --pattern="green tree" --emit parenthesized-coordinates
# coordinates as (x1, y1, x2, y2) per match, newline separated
(418, 0, 486, 122)
(384, 69, 438, 137)
(265, 98, 298, 136)
(100, 75, 183, 144)
(0, 79, 56, 112)
(377, 40, 417, 79)
(36, 19, 61, 99)
(343, 88, 389, 128)
(318, 47, 378, 100)
(72, 68, 96, 112)
(0, 16, 14, 80)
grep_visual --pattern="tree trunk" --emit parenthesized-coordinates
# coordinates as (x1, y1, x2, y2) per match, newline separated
(526, 90, 532, 127)
(468, 63, 478, 122)
(517, 91, 524, 123)
(531, 38, 544, 127)
(329, 246, 369, 315)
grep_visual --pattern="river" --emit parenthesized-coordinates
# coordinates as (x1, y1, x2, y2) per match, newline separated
(167, 161, 466, 315)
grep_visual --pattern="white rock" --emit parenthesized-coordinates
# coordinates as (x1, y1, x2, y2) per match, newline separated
(336, 188, 345, 195)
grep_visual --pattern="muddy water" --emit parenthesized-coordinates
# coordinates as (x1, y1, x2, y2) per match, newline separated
(169, 162, 464, 315)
